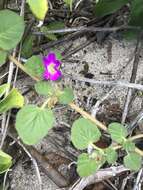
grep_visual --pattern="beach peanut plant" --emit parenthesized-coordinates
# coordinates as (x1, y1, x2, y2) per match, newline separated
(0, 0, 143, 177)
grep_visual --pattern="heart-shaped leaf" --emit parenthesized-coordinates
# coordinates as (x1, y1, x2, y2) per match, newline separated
(77, 152, 104, 177)
(16, 105, 55, 145)
(108, 122, 128, 144)
(71, 118, 101, 150)
(0, 150, 12, 174)
(0, 10, 25, 50)
(124, 152, 142, 171)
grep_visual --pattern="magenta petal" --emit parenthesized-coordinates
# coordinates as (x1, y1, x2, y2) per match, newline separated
(47, 53, 56, 62)
(49, 69, 62, 81)
(43, 70, 50, 80)
(43, 57, 50, 68)
(55, 60, 61, 67)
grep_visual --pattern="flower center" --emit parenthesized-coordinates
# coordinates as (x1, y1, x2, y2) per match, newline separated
(47, 63, 56, 74)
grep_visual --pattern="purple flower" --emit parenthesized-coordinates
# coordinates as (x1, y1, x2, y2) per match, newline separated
(43, 52, 62, 81)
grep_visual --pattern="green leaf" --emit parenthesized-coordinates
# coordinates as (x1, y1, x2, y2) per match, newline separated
(47, 21, 65, 31)
(58, 87, 74, 104)
(21, 35, 35, 58)
(77, 152, 104, 177)
(129, 0, 143, 27)
(0, 50, 7, 66)
(41, 21, 65, 41)
(0, 83, 10, 97)
(71, 118, 101, 150)
(0, 88, 24, 114)
(16, 105, 55, 145)
(34, 81, 54, 96)
(25, 56, 44, 79)
(105, 147, 117, 164)
(0, 10, 25, 50)
(64, 0, 73, 11)
(124, 152, 142, 171)
(122, 30, 139, 41)
(108, 122, 128, 144)
(94, 0, 129, 17)
(123, 140, 135, 153)
(27, 0, 48, 20)
(41, 26, 57, 41)
(0, 150, 12, 174)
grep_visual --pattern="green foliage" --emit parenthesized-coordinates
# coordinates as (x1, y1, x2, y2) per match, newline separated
(94, 0, 129, 17)
(108, 122, 128, 144)
(105, 147, 118, 164)
(0, 10, 25, 50)
(21, 35, 35, 58)
(71, 118, 101, 150)
(77, 152, 105, 177)
(58, 87, 74, 104)
(0, 50, 7, 66)
(25, 56, 44, 79)
(0, 88, 24, 114)
(123, 140, 136, 153)
(35, 82, 74, 104)
(35, 81, 54, 96)
(41, 21, 65, 41)
(27, 0, 48, 20)
(0, 150, 12, 174)
(64, 0, 73, 11)
(16, 105, 55, 145)
(124, 152, 142, 171)
(129, 0, 143, 27)
(0, 83, 10, 97)
(41, 26, 57, 41)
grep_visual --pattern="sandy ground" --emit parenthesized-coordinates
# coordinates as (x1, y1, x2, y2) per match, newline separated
(5, 37, 143, 190)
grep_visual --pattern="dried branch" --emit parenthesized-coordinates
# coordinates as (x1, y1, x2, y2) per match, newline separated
(69, 165, 129, 190)
(66, 74, 143, 91)
(33, 25, 140, 35)
(121, 32, 143, 123)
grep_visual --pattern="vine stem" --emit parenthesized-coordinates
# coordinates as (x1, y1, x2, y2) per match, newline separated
(41, 98, 50, 109)
(129, 134, 143, 141)
(9, 55, 40, 81)
(9, 55, 143, 157)
(69, 102, 107, 131)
